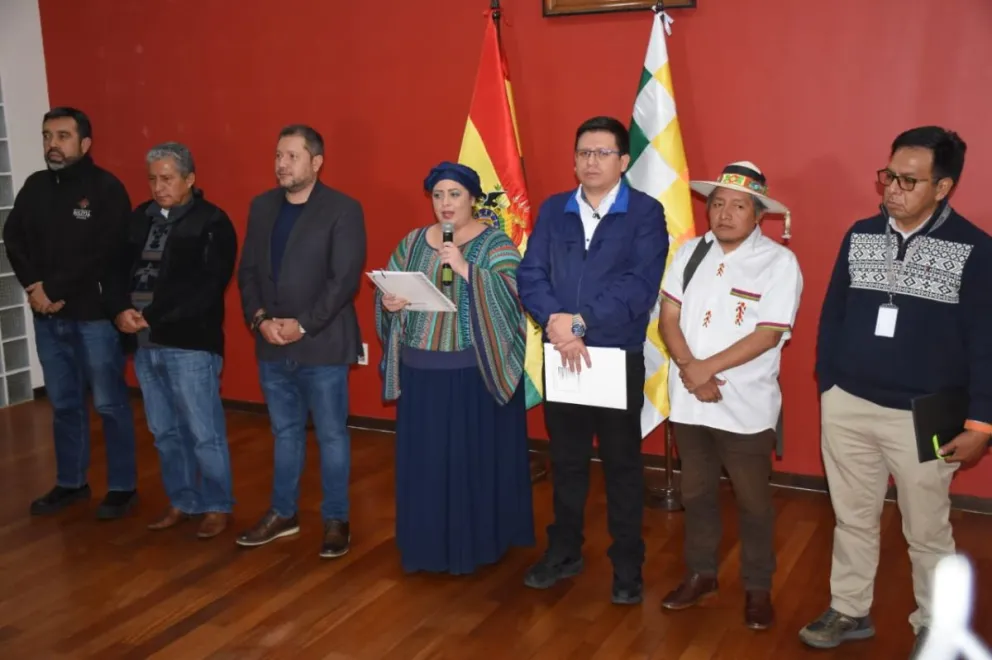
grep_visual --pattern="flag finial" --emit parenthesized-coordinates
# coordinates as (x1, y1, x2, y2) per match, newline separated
(490, 0, 502, 34)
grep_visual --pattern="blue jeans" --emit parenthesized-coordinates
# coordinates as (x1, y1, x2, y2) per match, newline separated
(33, 318, 137, 491)
(134, 348, 234, 514)
(258, 360, 350, 521)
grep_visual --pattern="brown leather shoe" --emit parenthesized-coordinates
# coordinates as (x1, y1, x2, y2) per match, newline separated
(319, 519, 350, 559)
(197, 513, 229, 539)
(147, 507, 190, 530)
(235, 510, 300, 547)
(745, 590, 774, 630)
(661, 574, 719, 611)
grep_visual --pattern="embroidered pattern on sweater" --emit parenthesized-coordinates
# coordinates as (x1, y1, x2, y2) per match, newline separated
(848, 233, 972, 304)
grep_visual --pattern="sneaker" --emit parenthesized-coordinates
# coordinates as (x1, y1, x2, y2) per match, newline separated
(29, 484, 91, 515)
(799, 608, 875, 649)
(523, 553, 583, 589)
(612, 574, 644, 605)
(319, 519, 350, 559)
(96, 490, 138, 520)
(236, 510, 300, 547)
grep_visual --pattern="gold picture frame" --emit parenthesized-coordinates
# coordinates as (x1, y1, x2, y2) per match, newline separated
(543, 0, 696, 17)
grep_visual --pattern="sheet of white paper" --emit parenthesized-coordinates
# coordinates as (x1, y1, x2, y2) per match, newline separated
(367, 270, 457, 313)
(543, 343, 627, 410)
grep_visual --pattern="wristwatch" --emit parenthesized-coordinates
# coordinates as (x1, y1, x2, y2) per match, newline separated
(250, 311, 271, 333)
(571, 314, 586, 338)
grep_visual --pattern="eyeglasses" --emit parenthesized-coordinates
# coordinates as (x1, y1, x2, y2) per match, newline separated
(575, 148, 621, 161)
(877, 168, 934, 192)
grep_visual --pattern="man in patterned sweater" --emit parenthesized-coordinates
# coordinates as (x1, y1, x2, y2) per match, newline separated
(801, 126, 992, 656)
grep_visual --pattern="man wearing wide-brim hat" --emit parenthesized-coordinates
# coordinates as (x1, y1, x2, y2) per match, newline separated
(657, 161, 803, 630)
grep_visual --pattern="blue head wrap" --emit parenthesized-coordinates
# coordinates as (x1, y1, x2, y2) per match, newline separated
(423, 161, 484, 199)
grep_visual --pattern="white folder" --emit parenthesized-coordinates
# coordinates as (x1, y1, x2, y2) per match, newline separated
(543, 343, 627, 410)
(367, 270, 456, 313)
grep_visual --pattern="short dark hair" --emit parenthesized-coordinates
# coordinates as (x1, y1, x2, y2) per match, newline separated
(890, 126, 966, 185)
(574, 116, 630, 156)
(278, 124, 324, 158)
(43, 107, 92, 140)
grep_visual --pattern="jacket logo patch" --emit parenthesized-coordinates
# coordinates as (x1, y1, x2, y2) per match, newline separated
(730, 288, 761, 301)
(73, 198, 92, 220)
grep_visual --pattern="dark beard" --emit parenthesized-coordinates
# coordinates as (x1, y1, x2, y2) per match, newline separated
(279, 176, 314, 193)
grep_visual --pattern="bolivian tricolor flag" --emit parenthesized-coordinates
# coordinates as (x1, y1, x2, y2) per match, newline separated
(458, 11, 543, 408)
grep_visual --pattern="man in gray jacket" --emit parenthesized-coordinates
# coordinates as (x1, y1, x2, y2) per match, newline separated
(236, 124, 366, 559)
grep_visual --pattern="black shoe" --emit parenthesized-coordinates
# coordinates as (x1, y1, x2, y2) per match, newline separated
(523, 553, 583, 589)
(30, 484, 91, 515)
(612, 574, 644, 605)
(96, 490, 138, 520)
(319, 519, 351, 559)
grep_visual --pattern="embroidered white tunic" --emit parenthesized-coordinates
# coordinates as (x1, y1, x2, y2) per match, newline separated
(661, 227, 804, 434)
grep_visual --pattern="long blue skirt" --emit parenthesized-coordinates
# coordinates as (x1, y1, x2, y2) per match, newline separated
(395, 348, 535, 575)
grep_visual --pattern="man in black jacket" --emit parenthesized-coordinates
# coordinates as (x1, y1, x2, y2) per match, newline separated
(105, 142, 238, 540)
(236, 124, 366, 559)
(3, 107, 138, 519)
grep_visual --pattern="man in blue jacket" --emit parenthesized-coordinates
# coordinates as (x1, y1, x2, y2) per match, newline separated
(517, 116, 669, 604)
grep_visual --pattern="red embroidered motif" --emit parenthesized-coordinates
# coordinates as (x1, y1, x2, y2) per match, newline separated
(735, 301, 746, 326)
(703, 310, 712, 327)
(716, 263, 725, 277)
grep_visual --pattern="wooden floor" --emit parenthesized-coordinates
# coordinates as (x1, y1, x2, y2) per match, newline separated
(1, 400, 990, 659)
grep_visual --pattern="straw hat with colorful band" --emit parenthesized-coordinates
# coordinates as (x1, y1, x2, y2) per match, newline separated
(689, 161, 792, 239)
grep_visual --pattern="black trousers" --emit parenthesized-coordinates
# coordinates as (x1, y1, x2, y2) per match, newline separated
(542, 349, 646, 583)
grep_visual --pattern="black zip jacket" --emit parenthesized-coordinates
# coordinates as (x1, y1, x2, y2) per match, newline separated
(2, 154, 131, 320)
(103, 190, 238, 357)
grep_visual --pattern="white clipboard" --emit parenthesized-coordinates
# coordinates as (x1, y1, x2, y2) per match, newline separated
(367, 270, 456, 313)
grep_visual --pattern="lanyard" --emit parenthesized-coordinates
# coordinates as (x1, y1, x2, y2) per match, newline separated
(882, 203, 952, 305)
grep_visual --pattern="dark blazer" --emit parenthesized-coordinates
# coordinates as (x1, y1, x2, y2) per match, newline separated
(103, 190, 238, 357)
(237, 181, 366, 365)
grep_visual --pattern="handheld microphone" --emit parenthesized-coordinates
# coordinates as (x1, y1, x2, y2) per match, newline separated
(441, 222, 454, 286)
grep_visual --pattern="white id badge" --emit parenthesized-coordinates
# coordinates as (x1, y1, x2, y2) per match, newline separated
(875, 304, 898, 338)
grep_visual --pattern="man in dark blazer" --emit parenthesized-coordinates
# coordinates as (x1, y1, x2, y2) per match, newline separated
(236, 124, 367, 559)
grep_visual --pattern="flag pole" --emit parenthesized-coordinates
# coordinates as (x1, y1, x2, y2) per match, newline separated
(487, 0, 545, 483)
(646, 421, 683, 510)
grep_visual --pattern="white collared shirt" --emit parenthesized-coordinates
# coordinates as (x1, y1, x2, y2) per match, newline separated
(888, 215, 928, 240)
(660, 227, 804, 434)
(575, 180, 622, 248)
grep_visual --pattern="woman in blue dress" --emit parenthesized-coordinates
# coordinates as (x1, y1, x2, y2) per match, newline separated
(375, 161, 535, 575)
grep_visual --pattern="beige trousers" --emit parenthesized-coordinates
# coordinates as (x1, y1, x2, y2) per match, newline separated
(820, 385, 958, 632)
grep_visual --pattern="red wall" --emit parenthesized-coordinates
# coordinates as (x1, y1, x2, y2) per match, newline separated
(37, 0, 992, 496)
